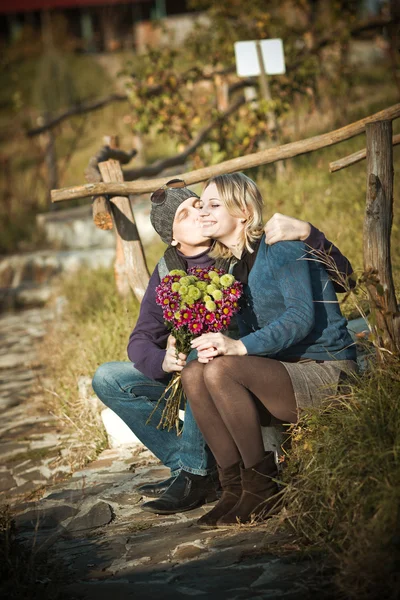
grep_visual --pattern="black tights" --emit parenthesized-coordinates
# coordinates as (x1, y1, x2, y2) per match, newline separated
(181, 356, 297, 469)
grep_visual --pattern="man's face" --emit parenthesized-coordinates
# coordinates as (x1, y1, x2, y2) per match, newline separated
(172, 196, 212, 248)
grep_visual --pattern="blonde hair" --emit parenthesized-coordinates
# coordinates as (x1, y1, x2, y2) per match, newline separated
(206, 172, 264, 260)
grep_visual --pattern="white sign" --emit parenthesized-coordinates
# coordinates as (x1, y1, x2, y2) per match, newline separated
(234, 39, 286, 77)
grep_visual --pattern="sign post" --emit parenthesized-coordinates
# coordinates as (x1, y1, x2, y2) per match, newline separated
(234, 38, 286, 176)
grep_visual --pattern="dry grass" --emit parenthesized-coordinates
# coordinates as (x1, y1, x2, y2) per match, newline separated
(38, 266, 139, 470)
(280, 357, 400, 600)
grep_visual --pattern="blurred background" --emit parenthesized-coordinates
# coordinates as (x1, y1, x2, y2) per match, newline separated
(0, 0, 398, 273)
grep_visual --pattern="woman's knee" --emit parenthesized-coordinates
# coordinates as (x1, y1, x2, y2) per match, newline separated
(203, 356, 236, 389)
(181, 361, 204, 393)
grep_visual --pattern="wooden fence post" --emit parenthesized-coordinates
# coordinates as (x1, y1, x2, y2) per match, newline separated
(363, 120, 400, 356)
(98, 160, 150, 302)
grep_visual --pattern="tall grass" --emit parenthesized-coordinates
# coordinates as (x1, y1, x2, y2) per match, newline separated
(281, 358, 400, 600)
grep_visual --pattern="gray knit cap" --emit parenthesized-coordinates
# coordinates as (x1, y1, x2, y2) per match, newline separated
(150, 185, 200, 245)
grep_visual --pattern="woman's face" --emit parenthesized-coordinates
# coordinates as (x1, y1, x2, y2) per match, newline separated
(198, 183, 245, 244)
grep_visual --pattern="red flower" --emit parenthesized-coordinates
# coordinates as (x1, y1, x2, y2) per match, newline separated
(188, 320, 203, 334)
(180, 309, 193, 324)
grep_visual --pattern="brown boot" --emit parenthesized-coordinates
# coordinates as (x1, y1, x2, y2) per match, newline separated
(197, 461, 242, 528)
(217, 452, 280, 526)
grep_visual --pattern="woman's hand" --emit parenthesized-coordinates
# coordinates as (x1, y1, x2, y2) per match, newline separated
(191, 333, 247, 363)
(162, 335, 187, 373)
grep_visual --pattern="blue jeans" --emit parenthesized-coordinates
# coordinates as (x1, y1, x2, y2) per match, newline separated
(92, 361, 216, 477)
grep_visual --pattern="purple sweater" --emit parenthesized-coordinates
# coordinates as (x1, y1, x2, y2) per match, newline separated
(127, 226, 354, 381)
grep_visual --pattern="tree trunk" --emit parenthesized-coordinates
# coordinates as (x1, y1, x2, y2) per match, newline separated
(363, 120, 400, 357)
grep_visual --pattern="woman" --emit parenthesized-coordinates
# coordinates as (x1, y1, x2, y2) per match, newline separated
(180, 172, 357, 528)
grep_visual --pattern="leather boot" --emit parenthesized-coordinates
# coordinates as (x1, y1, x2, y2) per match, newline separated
(217, 452, 280, 526)
(141, 470, 219, 515)
(197, 461, 242, 528)
(136, 476, 177, 498)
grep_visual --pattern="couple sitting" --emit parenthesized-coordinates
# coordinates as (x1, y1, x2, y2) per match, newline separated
(92, 172, 357, 528)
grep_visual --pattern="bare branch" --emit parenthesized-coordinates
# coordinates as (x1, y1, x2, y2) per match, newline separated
(122, 96, 246, 180)
(26, 66, 235, 138)
(26, 94, 129, 137)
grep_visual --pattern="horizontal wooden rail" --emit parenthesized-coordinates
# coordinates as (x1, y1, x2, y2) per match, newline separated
(51, 103, 400, 203)
(330, 133, 400, 172)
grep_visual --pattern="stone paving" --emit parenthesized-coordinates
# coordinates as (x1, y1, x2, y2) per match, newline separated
(0, 307, 80, 505)
(0, 304, 335, 600)
(13, 446, 331, 600)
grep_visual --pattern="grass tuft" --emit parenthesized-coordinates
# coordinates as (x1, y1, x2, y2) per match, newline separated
(281, 357, 400, 600)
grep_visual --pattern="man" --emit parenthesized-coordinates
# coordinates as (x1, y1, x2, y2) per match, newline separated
(92, 180, 354, 515)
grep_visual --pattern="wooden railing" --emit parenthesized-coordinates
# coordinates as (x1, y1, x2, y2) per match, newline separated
(51, 103, 400, 355)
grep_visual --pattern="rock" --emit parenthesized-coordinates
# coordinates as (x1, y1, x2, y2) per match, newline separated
(0, 248, 116, 308)
(16, 504, 78, 530)
(0, 472, 17, 492)
(36, 204, 116, 250)
(16, 469, 48, 483)
(67, 501, 114, 531)
(171, 540, 209, 561)
(36, 200, 158, 248)
(15, 284, 53, 308)
(45, 483, 110, 502)
(0, 441, 30, 460)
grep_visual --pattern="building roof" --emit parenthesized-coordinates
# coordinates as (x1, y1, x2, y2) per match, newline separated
(0, 0, 149, 14)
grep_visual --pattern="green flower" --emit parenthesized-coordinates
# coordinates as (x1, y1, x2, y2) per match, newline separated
(179, 285, 188, 296)
(206, 284, 217, 294)
(171, 282, 181, 292)
(196, 281, 207, 291)
(179, 276, 190, 287)
(211, 275, 221, 286)
(205, 300, 217, 312)
(208, 270, 219, 279)
(169, 269, 186, 276)
(211, 289, 223, 301)
(204, 294, 212, 303)
(220, 274, 235, 287)
(188, 285, 201, 300)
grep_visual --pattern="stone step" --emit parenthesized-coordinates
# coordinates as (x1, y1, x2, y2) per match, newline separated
(0, 248, 115, 309)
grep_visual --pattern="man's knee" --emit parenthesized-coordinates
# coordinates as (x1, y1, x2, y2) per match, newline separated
(92, 362, 120, 399)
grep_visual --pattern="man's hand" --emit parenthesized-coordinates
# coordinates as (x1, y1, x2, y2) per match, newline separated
(162, 335, 187, 373)
(264, 213, 311, 245)
(191, 333, 247, 364)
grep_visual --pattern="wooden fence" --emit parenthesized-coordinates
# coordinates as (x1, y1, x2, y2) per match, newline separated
(51, 103, 400, 355)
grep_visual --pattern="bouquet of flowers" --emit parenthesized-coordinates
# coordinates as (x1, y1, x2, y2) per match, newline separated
(147, 266, 243, 434)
